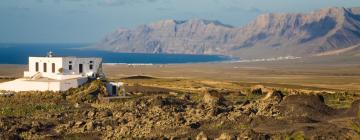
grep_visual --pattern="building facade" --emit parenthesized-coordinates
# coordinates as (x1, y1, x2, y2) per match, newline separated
(24, 56, 102, 80)
(0, 52, 104, 92)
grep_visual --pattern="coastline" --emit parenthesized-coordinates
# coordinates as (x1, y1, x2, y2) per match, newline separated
(0, 43, 233, 64)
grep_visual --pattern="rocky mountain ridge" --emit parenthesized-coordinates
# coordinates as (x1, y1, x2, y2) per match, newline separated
(95, 7, 360, 59)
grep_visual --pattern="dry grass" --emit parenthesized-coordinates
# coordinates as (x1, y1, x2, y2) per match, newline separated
(0, 91, 67, 116)
(101, 56, 360, 92)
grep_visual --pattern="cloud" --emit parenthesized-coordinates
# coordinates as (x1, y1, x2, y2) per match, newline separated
(97, 0, 167, 6)
(33, 0, 170, 7)
(66, 9, 88, 14)
(35, 0, 89, 4)
(5, 6, 31, 12)
(156, 7, 172, 11)
(224, 6, 265, 14)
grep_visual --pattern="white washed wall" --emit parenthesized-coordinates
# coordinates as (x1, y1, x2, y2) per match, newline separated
(24, 57, 102, 80)
(62, 57, 102, 77)
(0, 78, 89, 92)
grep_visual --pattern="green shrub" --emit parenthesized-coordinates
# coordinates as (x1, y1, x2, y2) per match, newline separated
(0, 103, 65, 116)
(66, 80, 108, 103)
(285, 131, 305, 140)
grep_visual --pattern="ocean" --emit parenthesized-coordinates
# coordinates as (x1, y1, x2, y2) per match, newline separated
(0, 43, 231, 64)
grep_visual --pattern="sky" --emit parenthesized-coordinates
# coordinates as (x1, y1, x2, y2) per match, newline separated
(1, 0, 360, 44)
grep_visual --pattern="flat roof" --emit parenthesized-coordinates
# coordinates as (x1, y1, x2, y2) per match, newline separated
(29, 56, 102, 59)
(21, 76, 88, 81)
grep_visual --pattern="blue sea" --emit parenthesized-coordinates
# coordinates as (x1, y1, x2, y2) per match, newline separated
(0, 43, 232, 64)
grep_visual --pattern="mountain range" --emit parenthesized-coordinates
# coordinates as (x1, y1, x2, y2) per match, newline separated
(94, 7, 360, 59)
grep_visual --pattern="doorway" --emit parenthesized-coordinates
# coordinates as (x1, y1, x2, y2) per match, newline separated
(79, 64, 83, 73)
(112, 85, 117, 95)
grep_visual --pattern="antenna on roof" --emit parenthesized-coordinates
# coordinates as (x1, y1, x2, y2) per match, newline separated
(47, 51, 54, 57)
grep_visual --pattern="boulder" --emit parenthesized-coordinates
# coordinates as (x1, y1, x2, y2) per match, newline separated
(181, 94, 191, 100)
(262, 90, 284, 102)
(74, 103, 80, 108)
(118, 126, 130, 135)
(106, 125, 113, 131)
(29, 127, 40, 134)
(175, 115, 186, 124)
(250, 85, 265, 95)
(237, 129, 271, 140)
(74, 121, 85, 128)
(189, 122, 201, 129)
(277, 94, 334, 120)
(250, 85, 274, 95)
(152, 96, 180, 106)
(87, 110, 97, 118)
(203, 89, 225, 106)
(65, 121, 75, 129)
(169, 92, 179, 96)
(238, 129, 254, 139)
(215, 133, 236, 140)
(196, 131, 208, 140)
(98, 111, 113, 118)
(85, 121, 95, 131)
(31, 121, 42, 128)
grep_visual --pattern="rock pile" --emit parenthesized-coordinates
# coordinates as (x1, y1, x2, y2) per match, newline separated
(1, 89, 359, 139)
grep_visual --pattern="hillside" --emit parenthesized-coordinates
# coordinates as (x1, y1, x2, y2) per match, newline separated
(94, 7, 360, 59)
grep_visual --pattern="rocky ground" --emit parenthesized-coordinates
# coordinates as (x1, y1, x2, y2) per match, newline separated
(0, 80, 360, 140)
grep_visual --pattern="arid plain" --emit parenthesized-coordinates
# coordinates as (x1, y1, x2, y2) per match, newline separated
(104, 55, 360, 92)
(1, 54, 360, 139)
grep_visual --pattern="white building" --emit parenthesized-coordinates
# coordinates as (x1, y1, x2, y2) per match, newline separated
(106, 82, 124, 96)
(0, 52, 103, 92)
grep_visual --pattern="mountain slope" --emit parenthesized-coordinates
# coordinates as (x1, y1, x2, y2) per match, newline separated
(95, 7, 360, 59)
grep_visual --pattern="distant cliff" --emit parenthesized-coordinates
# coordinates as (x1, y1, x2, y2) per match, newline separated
(94, 7, 360, 59)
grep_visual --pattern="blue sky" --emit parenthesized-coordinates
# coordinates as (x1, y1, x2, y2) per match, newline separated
(1, 0, 360, 43)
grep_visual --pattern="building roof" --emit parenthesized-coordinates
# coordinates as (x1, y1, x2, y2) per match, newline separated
(29, 51, 101, 59)
(29, 56, 102, 59)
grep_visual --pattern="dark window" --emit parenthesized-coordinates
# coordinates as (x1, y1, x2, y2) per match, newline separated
(79, 64, 83, 73)
(90, 61, 93, 63)
(69, 65, 72, 70)
(69, 61, 72, 64)
(43, 63, 47, 72)
(35, 62, 39, 72)
(89, 64, 93, 70)
(52, 63, 55, 73)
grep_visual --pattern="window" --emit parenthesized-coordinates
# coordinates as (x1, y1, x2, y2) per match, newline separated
(43, 63, 47, 72)
(68, 61, 73, 70)
(90, 61, 93, 63)
(52, 63, 55, 73)
(35, 62, 39, 72)
(89, 64, 93, 70)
